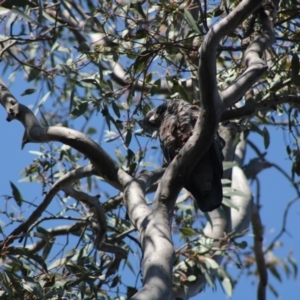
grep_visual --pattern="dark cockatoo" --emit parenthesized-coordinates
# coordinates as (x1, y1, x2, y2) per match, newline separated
(140, 100, 224, 212)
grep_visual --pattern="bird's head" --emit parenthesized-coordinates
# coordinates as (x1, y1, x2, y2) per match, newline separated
(138, 103, 167, 135)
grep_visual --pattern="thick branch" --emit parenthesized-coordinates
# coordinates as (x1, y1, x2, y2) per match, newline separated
(221, 2, 277, 107)
(0, 78, 130, 189)
(124, 178, 175, 300)
(221, 95, 300, 122)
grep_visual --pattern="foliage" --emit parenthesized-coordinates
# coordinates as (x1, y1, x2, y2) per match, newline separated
(0, 0, 299, 299)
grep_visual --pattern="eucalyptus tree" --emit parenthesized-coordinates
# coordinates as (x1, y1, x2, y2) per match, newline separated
(0, 0, 299, 299)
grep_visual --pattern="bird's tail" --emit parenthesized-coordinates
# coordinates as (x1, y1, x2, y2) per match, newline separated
(185, 139, 224, 212)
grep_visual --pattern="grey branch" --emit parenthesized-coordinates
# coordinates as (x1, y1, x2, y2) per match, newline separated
(221, 95, 300, 122)
(125, 175, 175, 300)
(221, 1, 277, 108)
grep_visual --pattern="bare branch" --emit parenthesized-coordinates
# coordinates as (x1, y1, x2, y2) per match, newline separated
(252, 205, 268, 300)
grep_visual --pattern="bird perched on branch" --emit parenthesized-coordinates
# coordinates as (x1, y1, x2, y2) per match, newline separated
(140, 100, 225, 212)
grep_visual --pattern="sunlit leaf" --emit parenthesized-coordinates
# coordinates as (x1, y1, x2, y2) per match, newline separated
(204, 257, 219, 269)
(223, 187, 249, 198)
(183, 9, 202, 34)
(221, 277, 232, 297)
(223, 161, 237, 170)
(180, 227, 197, 237)
(187, 275, 197, 282)
(222, 197, 239, 210)
(11, 7, 41, 26)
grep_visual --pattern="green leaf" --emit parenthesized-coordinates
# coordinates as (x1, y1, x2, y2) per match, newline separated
(150, 78, 161, 95)
(187, 275, 197, 282)
(292, 155, 300, 176)
(84, 17, 95, 34)
(234, 240, 248, 249)
(28, 68, 41, 82)
(180, 227, 197, 237)
(222, 197, 239, 210)
(204, 257, 219, 269)
(217, 267, 232, 297)
(77, 42, 91, 53)
(70, 101, 88, 118)
(107, 79, 114, 90)
(268, 283, 279, 297)
(262, 126, 270, 149)
(131, 2, 146, 19)
(20, 277, 44, 297)
(125, 130, 132, 147)
(6, 247, 48, 272)
(115, 149, 126, 163)
(223, 161, 237, 170)
(42, 239, 54, 260)
(221, 178, 231, 185)
(134, 57, 146, 74)
(48, 258, 68, 270)
(20, 88, 36, 96)
(80, 78, 100, 88)
(269, 264, 282, 282)
(111, 275, 120, 288)
(183, 9, 202, 34)
(60, 0, 77, 24)
(60, 64, 73, 75)
(112, 101, 120, 118)
(127, 148, 135, 165)
(223, 187, 249, 198)
(11, 7, 41, 26)
(10, 181, 23, 207)
(221, 277, 232, 297)
(287, 256, 298, 279)
(87, 127, 97, 135)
